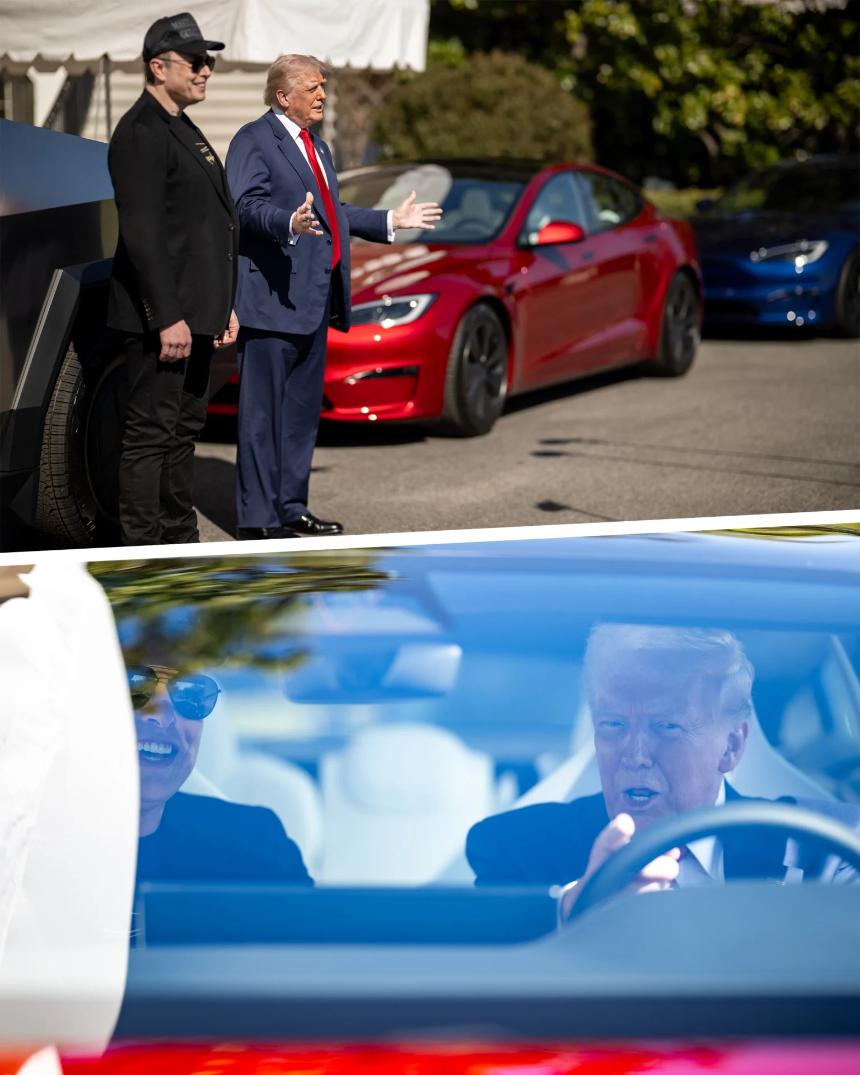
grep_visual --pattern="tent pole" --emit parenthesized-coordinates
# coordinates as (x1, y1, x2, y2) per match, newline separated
(102, 53, 112, 139)
(322, 71, 337, 167)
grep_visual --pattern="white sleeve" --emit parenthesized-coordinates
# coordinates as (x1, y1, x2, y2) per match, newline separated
(0, 563, 138, 1053)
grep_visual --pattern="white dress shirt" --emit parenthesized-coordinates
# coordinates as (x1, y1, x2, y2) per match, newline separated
(678, 781, 726, 886)
(272, 109, 394, 241)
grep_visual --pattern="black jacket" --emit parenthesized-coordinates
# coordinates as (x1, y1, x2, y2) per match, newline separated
(107, 92, 238, 336)
(136, 791, 313, 886)
(466, 787, 859, 887)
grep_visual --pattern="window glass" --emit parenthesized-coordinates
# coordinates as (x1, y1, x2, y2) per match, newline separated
(338, 164, 524, 244)
(97, 540, 860, 898)
(577, 171, 642, 232)
(85, 534, 860, 963)
(522, 171, 588, 243)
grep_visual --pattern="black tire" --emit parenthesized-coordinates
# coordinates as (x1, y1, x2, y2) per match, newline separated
(834, 249, 860, 338)
(439, 304, 509, 437)
(34, 345, 125, 546)
(651, 272, 700, 377)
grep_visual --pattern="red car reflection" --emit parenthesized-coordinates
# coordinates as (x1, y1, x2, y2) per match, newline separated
(208, 160, 702, 437)
(52, 1041, 860, 1074)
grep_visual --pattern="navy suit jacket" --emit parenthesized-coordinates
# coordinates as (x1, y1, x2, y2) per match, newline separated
(136, 791, 313, 886)
(467, 786, 859, 887)
(225, 111, 390, 335)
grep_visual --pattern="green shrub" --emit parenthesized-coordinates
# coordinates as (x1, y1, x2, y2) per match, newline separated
(374, 50, 592, 162)
(646, 187, 723, 220)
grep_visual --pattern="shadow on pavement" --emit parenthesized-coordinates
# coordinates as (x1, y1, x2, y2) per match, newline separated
(203, 411, 430, 449)
(316, 420, 429, 448)
(503, 364, 642, 418)
(201, 414, 238, 444)
(194, 456, 237, 538)
(0, 514, 67, 553)
(702, 323, 821, 342)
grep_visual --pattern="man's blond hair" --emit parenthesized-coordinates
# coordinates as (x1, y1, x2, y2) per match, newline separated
(264, 54, 327, 109)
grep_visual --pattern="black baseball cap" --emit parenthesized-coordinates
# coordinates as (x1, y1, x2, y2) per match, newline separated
(143, 12, 225, 62)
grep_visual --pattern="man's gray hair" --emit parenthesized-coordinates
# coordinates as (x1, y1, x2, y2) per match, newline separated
(584, 623, 755, 725)
(264, 54, 327, 108)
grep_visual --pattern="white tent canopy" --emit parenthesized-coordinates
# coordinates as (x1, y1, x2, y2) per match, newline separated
(0, 0, 429, 71)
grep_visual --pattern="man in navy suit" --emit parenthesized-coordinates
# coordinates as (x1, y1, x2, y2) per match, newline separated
(225, 54, 441, 539)
(467, 625, 858, 916)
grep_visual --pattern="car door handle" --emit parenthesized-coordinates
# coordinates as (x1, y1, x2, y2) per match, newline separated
(581, 250, 595, 261)
(644, 234, 658, 244)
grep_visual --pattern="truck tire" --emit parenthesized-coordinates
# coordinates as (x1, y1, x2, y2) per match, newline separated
(34, 344, 124, 546)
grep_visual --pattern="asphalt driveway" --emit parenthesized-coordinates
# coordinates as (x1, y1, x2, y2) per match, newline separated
(193, 333, 860, 541)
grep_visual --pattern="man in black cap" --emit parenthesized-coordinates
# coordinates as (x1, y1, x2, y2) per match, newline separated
(107, 13, 239, 545)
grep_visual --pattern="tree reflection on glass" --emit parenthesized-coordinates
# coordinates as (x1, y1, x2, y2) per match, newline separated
(90, 551, 393, 673)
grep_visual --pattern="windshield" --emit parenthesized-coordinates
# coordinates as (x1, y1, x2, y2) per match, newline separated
(338, 163, 525, 243)
(92, 530, 859, 898)
(708, 162, 860, 215)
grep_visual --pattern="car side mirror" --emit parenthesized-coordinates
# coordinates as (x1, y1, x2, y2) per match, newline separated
(533, 221, 586, 246)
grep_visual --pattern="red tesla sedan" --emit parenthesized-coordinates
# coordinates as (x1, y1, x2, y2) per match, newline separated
(209, 160, 702, 437)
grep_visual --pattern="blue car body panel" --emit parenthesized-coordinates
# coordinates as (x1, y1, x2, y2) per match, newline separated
(692, 158, 860, 331)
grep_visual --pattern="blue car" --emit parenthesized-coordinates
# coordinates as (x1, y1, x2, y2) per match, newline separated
(693, 156, 860, 336)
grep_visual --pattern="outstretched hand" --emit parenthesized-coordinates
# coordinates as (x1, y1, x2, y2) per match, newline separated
(392, 190, 443, 231)
(558, 813, 681, 922)
(292, 191, 324, 236)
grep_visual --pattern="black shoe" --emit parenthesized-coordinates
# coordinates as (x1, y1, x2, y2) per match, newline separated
(235, 526, 297, 541)
(281, 512, 344, 537)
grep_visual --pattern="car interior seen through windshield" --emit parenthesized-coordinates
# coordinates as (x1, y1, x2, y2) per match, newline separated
(7, 528, 841, 1043)
(84, 531, 858, 949)
(339, 163, 525, 242)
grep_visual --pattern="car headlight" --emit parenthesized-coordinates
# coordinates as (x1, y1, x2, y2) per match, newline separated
(350, 294, 437, 328)
(749, 240, 829, 271)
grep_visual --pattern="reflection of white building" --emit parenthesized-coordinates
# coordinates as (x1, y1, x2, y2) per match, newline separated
(0, 0, 429, 162)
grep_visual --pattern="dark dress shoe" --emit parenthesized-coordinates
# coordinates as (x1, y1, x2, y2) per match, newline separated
(281, 512, 344, 537)
(235, 526, 296, 540)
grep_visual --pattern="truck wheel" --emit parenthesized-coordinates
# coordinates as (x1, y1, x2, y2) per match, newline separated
(34, 345, 124, 546)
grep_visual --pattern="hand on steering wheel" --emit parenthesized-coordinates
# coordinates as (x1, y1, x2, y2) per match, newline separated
(566, 801, 860, 920)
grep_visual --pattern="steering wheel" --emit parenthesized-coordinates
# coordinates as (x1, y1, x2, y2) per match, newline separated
(569, 801, 860, 919)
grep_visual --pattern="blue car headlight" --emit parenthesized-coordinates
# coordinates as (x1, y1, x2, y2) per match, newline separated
(350, 294, 437, 328)
(749, 240, 829, 272)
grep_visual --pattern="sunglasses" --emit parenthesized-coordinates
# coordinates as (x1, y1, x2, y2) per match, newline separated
(161, 52, 217, 74)
(127, 665, 221, 720)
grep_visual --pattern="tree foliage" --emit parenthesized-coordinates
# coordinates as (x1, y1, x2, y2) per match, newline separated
(564, 0, 859, 184)
(428, 0, 859, 185)
(374, 49, 593, 161)
(90, 552, 391, 672)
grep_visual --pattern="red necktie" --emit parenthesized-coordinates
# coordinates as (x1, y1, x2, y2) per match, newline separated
(299, 127, 341, 268)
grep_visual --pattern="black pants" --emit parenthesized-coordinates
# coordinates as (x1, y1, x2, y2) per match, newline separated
(118, 333, 213, 545)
